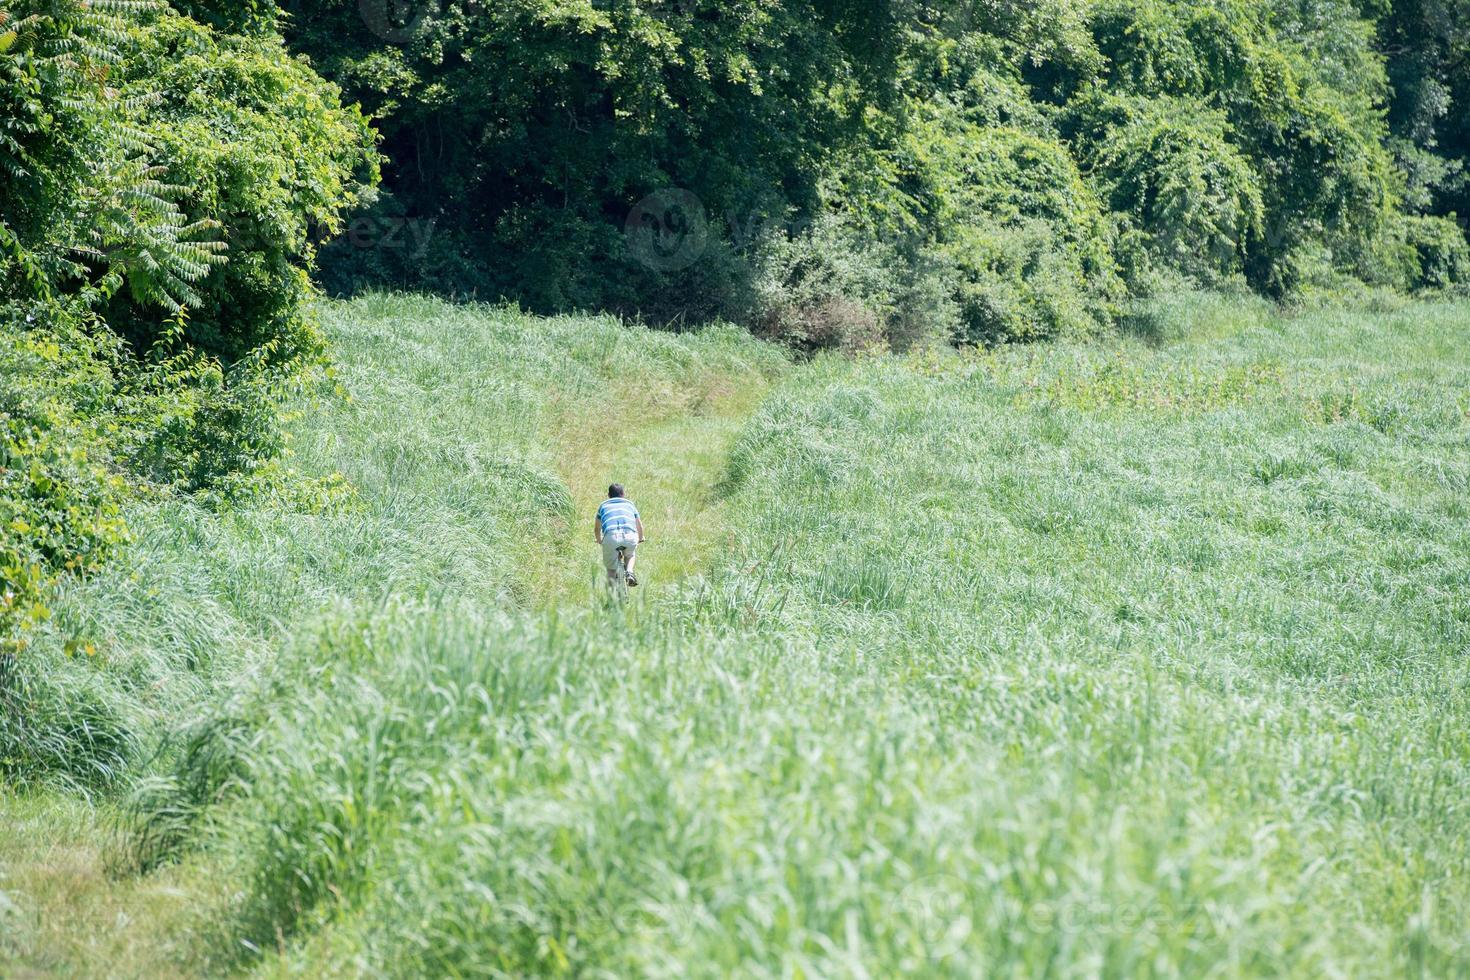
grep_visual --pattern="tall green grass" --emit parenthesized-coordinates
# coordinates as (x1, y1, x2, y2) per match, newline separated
(700, 298, 1470, 974)
(6, 295, 782, 796)
(10, 294, 1470, 976)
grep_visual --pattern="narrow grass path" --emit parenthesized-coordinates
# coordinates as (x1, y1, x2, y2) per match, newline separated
(528, 380, 771, 607)
(0, 387, 772, 979)
(0, 320, 782, 979)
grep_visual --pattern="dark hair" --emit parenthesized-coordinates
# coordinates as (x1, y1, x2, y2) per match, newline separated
(608, 483, 625, 499)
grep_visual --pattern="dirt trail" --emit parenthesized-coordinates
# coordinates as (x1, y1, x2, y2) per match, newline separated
(528, 381, 768, 606)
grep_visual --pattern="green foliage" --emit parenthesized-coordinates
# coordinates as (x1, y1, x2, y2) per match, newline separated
(289, 0, 898, 318)
(1064, 93, 1264, 283)
(0, 305, 129, 655)
(1400, 213, 1470, 290)
(167, 0, 279, 34)
(1374, 0, 1470, 219)
(750, 214, 902, 354)
(919, 119, 1124, 343)
(274, 0, 1459, 324)
(2, 0, 375, 371)
(0, 0, 222, 310)
(104, 12, 377, 365)
(1084, 0, 1402, 294)
(815, 42, 1126, 347)
(122, 336, 305, 493)
(0, 2, 377, 666)
(0, 294, 333, 786)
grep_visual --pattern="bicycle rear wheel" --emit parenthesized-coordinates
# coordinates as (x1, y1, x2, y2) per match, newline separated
(608, 547, 629, 600)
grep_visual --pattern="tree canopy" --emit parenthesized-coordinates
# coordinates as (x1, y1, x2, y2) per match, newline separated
(265, 0, 1468, 335)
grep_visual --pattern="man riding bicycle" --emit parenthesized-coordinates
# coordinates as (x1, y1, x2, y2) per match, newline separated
(595, 484, 644, 587)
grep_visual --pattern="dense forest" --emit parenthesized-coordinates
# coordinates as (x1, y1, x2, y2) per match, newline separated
(276, 0, 1466, 334)
(3, 0, 1469, 694)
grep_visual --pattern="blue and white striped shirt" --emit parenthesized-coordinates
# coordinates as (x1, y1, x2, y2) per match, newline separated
(597, 497, 640, 536)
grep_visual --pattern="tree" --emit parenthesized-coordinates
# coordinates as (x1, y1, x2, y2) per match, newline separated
(281, 0, 906, 315)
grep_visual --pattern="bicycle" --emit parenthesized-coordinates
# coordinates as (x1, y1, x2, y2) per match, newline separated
(606, 539, 644, 601)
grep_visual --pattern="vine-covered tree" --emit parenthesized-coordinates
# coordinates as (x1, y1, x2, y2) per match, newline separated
(275, 0, 1467, 333)
(1, 0, 377, 651)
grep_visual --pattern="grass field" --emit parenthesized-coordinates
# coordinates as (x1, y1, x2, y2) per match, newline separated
(3, 292, 1469, 976)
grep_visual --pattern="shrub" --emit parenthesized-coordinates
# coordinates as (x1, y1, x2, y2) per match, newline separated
(920, 121, 1124, 344)
(0, 0, 226, 312)
(1401, 214, 1470, 291)
(1088, 0, 1400, 295)
(119, 334, 310, 493)
(2, 2, 376, 496)
(814, 39, 1130, 346)
(1064, 94, 1264, 283)
(750, 215, 899, 354)
(103, 11, 378, 367)
(0, 304, 129, 654)
(938, 220, 1109, 344)
(812, 70, 1126, 348)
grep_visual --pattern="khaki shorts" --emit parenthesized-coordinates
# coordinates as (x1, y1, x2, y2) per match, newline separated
(602, 530, 638, 572)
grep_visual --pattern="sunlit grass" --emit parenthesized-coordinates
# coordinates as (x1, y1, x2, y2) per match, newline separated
(531, 342, 780, 604)
(1, 295, 784, 976)
(6, 293, 1469, 976)
(0, 791, 233, 978)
